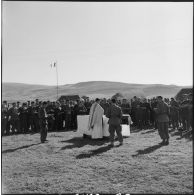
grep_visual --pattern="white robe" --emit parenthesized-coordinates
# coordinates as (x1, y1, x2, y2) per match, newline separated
(88, 102, 104, 139)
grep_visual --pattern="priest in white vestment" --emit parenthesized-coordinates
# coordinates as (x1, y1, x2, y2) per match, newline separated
(88, 98, 104, 139)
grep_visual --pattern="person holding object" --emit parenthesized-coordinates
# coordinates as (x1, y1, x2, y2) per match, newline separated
(106, 98, 123, 147)
(88, 98, 104, 139)
(155, 96, 170, 145)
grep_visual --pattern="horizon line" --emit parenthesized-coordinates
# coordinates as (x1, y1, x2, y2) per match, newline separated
(2, 80, 193, 87)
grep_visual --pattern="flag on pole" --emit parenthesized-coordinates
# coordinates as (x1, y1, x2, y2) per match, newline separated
(50, 62, 57, 68)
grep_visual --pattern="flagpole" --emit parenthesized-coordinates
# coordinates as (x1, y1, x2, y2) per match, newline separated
(55, 61, 59, 100)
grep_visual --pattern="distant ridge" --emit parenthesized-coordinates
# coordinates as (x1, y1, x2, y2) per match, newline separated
(2, 81, 191, 102)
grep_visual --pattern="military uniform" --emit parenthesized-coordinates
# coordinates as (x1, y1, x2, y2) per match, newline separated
(180, 100, 191, 131)
(54, 106, 64, 131)
(100, 102, 110, 116)
(155, 99, 170, 144)
(106, 102, 123, 145)
(38, 105, 48, 143)
(28, 104, 40, 132)
(46, 104, 55, 131)
(84, 101, 92, 115)
(151, 100, 158, 129)
(8, 106, 20, 134)
(140, 102, 151, 129)
(135, 104, 143, 130)
(64, 104, 72, 130)
(18, 105, 29, 133)
(131, 99, 140, 126)
(72, 103, 79, 130)
(170, 99, 179, 130)
(2, 105, 8, 135)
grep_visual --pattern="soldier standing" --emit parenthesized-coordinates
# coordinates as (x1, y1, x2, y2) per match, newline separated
(72, 100, 79, 130)
(8, 102, 20, 134)
(64, 100, 72, 130)
(38, 101, 48, 143)
(2, 101, 8, 135)
(84, 98, 92, 115)
(100, 98, 110, 116)
(170, 98, 179, 130)
(180, 95, 191, 131)
(46, 101, 55, 132)
(131, 96, 139, 127)
(19, 103, 29, 133)
(54, 101, 64, 131)
(155, 96, 170, 145)
(106, 99, 123, 147)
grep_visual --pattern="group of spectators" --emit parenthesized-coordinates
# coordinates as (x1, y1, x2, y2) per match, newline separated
(1, 93, 193, 136)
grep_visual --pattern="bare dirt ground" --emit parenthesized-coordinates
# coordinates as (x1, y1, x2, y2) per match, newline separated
(2, 128, 193, 194)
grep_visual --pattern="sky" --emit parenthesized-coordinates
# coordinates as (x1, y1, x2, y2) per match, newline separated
(2, 2, 193, 86)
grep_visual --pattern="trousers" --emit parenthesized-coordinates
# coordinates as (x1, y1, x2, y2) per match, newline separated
(109, 124, 123, 143)
(158, 122, 169, 140)
(39, 119, 48, 142)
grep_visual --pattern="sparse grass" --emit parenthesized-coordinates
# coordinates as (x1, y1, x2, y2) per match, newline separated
(2, 128, 193, 194)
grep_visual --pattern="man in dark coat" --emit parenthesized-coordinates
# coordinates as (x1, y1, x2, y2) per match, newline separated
(131, 96, 140, 126)
(72, 100, 79, 130)
(106, 99, 123, 147)
(180, 95, 191, 131)
(100, 98, 110, 116)
(18, 103, 29, 133)
(155, 96, 170, 145)
(170, 98, 179, 130)
(84, 98, 92, 115)
(28, 101, 40, 133)
(54, 101, 64, 131)
(8, 102, 20, 134)
(2, 101, 8, 135)
(38, 101, 48, 143)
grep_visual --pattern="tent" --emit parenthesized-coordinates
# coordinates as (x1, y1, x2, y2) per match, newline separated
(175, 88, 193, 101)
(58, 95, 81, 102)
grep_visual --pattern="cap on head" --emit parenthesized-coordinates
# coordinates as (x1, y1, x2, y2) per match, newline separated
(42, 101, 47, 106)
(111, 99, 116, 103)
(95, 98, 100, 102)
(157, 96, 163, 100)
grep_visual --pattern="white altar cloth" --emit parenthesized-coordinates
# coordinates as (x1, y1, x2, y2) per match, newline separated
(77, 114, 131, 137)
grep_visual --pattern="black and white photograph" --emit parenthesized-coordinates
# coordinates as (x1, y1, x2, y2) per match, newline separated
(1, 1, 193, 194)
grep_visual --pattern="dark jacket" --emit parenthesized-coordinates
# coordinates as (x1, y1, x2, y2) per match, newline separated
(106, 103, 123, 125)
(156, 101, 169, 122)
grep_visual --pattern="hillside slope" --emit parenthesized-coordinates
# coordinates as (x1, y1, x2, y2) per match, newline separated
(2, 81, 189, 102)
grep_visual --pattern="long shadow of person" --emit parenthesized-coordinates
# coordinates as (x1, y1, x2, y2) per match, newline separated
(60, 137, 110, 150)
(132, 143, 165, 157)
(141, 129, 157, 134)
(76, 145, 113, 159)
(2, 143, 42, 154)
(60, 136, 129, 150)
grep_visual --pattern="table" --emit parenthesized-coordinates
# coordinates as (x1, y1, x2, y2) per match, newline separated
(77, 114, 131, 137)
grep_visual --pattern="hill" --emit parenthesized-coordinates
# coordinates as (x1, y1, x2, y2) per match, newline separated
(2, 81, 190, 102)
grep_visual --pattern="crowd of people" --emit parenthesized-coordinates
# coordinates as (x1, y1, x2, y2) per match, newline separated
(2, 94, 193, 140)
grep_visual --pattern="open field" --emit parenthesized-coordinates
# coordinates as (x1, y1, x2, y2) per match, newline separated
(2, 128, 193, 194)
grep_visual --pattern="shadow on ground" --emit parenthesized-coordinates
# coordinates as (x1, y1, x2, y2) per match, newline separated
(60, 136, 129, 150)
(2, 143, 42, 154)
(60, 137, 110, 150)
(132, 143, 165, 157)
(76, 145, 113, 159)
(141, 129, 157, 134)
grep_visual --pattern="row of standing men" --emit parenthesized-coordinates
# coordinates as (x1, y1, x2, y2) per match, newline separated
(2, 95, 193, 136)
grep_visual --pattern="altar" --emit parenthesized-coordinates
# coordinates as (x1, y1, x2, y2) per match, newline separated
(77, 114, 131, 137)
